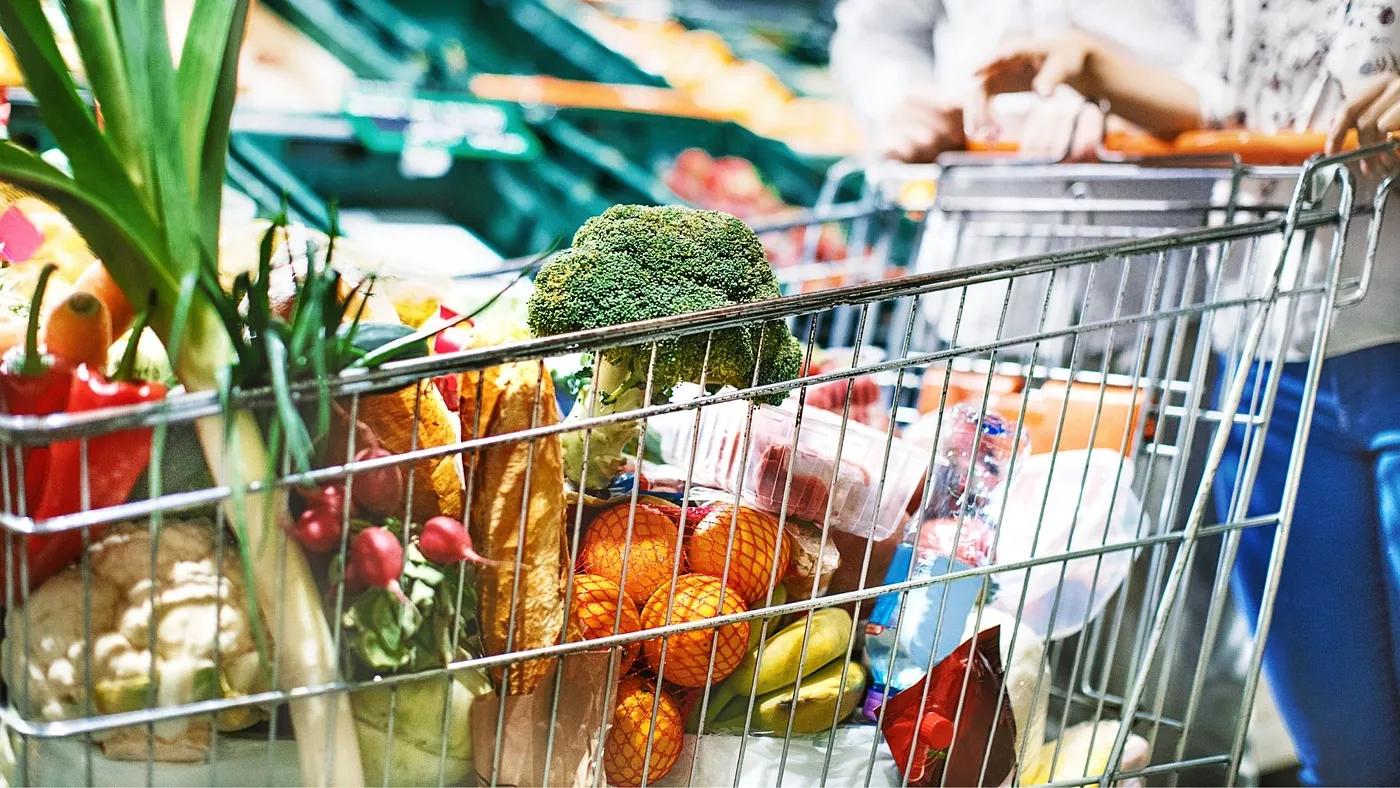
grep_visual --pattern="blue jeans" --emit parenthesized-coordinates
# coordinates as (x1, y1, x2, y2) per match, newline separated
(1216, 342, 1400, 785)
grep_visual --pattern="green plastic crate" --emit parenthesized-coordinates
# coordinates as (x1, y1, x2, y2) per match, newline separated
(537, 107, 831, 207)
(383, 0, 662, 86)
(229, 121, 633, 258)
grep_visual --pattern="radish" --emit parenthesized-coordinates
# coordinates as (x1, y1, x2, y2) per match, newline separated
(351, 527, 404, 588)
(290, 506, 342, 553)
(418, 515, 491, 565)
(299, 484, 345, 518)
(289, 485, 345, 552)
(349, 446, 404, 515)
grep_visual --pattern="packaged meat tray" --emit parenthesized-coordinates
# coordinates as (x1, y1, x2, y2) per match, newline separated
(678, 399, 927, 541)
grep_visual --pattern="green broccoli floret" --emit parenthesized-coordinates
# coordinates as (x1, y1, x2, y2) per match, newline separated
(527, 205, 803, 489)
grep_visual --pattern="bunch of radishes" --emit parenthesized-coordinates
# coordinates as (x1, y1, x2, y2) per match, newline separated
(290, 439, 486, 592)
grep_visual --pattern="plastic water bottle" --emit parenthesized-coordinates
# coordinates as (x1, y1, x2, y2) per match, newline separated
(862, 405, 1024, 719)
(861, 519, 990, 720)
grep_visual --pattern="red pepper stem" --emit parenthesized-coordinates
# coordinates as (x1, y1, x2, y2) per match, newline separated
(20, 264, 57, 377)
(114, 291, 156, 382)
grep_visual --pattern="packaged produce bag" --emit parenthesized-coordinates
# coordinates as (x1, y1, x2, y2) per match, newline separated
(879, 627, 1018, 787)
(655, 727, 904, 787)
(470, 649, 620, 787)
(989, 449, 1143, 639)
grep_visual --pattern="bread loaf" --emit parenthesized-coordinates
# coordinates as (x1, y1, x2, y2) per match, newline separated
(354, 381, 464, 521)
(465, 360, 566, 695)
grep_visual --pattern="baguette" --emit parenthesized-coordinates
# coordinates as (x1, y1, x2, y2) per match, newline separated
(465, 360, 566, 695)
(354, 381, 464, 521)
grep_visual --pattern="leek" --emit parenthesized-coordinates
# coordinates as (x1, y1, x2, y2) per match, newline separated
(0, 2, 363, 784)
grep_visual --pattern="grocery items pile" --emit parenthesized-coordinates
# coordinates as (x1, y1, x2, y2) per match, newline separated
(0, 3, 1158, 786)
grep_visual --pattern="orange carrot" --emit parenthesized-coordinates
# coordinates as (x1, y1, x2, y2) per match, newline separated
(71, 261, 133, 339)
(43, 291, 111, 369)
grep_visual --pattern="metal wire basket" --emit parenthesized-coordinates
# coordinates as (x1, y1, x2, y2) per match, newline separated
(0, 143, 1394, 787)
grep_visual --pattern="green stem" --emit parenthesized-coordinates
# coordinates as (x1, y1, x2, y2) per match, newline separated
(114, 291, 156, 382)
(19, 263, 57, 376)
(560, 355, 646, 489)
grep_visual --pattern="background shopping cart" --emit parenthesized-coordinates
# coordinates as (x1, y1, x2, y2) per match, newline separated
(0, 143, 1393, 787)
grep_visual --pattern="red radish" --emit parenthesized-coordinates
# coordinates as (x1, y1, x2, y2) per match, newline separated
(350, 527, 403, 588)
(299, 484, 345, 517)
(419, 515, 490, 564)
(350, 446, 405, 515)
(291, 506, 342, 553)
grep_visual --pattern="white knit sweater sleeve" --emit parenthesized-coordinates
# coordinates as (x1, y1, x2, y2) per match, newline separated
(829, 0, 943, 127)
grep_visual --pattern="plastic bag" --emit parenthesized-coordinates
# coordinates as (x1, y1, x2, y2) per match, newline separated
(655, 726, 903, 787)
(988, 450, 1145, 640)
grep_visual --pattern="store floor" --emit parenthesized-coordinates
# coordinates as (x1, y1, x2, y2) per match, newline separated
(1253, 678, 1301, 785)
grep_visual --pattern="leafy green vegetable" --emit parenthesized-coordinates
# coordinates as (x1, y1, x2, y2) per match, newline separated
(526, 204, 803, 488)
(340, 544, 480, 676)
(0, 3, 367, 781)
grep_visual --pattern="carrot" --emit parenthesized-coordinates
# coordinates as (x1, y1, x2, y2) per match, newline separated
(71, 261, 133, 339)
(42, 291, 111, 369)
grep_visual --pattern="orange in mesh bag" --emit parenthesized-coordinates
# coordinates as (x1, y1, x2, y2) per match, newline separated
(685, 503, 790, 605)
(604, 675, 684, 786)
(640, 573, 750, 687)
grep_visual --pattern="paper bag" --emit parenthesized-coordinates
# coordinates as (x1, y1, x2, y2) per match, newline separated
(471, 649, 620, 787)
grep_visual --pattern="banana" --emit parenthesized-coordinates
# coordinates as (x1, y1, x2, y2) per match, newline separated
(750, 659, 867, 734)
(723, 606, 853, 697)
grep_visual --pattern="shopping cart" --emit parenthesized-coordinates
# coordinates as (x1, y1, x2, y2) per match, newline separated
(0, 142, 1392, 788)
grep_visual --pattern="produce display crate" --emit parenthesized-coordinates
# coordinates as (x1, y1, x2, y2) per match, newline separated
(382, 0, 664, 86)
(539, 106, 830, 207)
(229, 116, 623, 258)
(259, 0, 436, 86)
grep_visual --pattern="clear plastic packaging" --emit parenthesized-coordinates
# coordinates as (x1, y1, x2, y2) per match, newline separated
(680, 400, 926, 541)
(912, 404, 1030, 525)
(988, 449, 1144, 640)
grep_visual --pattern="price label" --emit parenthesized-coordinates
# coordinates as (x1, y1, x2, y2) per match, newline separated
(344, 81, 540, 174)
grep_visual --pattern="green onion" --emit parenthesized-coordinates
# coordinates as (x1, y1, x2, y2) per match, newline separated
(0, 3, 365, 784)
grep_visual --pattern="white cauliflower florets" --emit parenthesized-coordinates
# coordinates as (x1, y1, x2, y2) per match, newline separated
(2, 521, 266, 762)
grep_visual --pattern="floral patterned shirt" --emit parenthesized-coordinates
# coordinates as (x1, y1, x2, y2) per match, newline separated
(1191, 0, 1400, 130)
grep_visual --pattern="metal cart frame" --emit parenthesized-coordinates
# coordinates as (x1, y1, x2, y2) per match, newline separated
(0, 145, 1393, 787)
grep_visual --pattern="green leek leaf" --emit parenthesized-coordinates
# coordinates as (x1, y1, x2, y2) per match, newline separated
(0, 1, 143, 213)
(59, 0, 144, 189)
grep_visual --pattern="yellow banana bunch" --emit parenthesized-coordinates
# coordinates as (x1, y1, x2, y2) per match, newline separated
(702, 605, 866, 736)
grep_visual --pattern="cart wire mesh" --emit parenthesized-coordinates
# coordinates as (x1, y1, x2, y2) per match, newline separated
(0, 144, 1395, 787)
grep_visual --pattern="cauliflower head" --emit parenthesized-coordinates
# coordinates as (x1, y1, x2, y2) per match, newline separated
(2, 521, 266, 762)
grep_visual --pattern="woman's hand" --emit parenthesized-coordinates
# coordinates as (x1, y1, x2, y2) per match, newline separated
(1027, 96, 1106, 162)
(1327, 74, 1400, 171)
(974, 32, 1100, 101)
(879, 92, 967, 163)
(973, 31, 1201, 140)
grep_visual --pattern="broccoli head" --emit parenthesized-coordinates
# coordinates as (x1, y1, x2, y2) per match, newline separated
(525, 204, 803, 488)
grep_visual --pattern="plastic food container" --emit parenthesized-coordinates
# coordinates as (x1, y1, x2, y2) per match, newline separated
(679, 400, 927, 541)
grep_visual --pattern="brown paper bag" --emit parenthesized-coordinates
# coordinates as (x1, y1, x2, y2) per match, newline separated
(471, 649, 621, 787)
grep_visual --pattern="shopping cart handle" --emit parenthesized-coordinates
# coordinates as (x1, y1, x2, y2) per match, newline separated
(967, 129, 1369, 166)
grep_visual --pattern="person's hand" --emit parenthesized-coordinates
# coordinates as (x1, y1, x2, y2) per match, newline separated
(1327, 74, 1400, 172)
(878, 94, 966, 163)
(974, 31, 1100, 102)
(991, 89, 1105, 162)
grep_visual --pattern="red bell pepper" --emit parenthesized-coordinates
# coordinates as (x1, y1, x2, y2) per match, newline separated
(6, 291, 166, 593)
(34, 363, 166, 519)
(0, 264, 73, 515)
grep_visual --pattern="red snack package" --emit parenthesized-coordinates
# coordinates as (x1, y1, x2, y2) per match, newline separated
(879, 626, 1018, 787)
